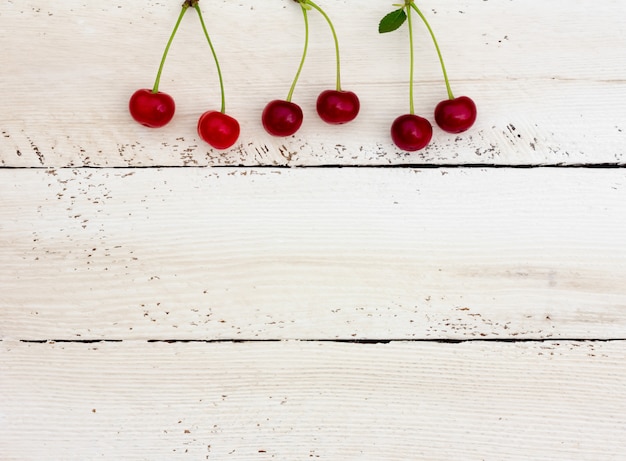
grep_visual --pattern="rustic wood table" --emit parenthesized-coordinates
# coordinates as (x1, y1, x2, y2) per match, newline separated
(2, 1, 626, 459)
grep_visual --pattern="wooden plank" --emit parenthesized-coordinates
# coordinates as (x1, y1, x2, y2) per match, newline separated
(2, 340, 625, 460)
(1, 1, 625, 167)
(2, 167, 626, 341)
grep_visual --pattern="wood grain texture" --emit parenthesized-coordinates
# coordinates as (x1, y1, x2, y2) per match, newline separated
(2, 340, 625, 460)
(2, 1, 626, 458)
(2, 167, 625, 341)
(1, 0, 626, 167)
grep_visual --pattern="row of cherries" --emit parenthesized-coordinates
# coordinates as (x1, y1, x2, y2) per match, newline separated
(129, 0, 477, 152)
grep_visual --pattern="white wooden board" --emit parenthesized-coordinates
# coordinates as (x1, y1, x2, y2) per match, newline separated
(2, 340, 625, 460)
(1, 0, 626, 167)
(2, 167, 625, 341)
(2, 1, 626, 459)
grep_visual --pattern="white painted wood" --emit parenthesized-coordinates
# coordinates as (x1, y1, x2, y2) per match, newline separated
(1, 0, 625, 166)
(3, 1, 625, 457)
(2, 340, 625, 460)
(2, 167, 625, 341)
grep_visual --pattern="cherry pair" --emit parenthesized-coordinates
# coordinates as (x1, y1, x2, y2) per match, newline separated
(262, 0, 360, 137)
(380, 1, 477, 151)
(128, 0, 239, 150)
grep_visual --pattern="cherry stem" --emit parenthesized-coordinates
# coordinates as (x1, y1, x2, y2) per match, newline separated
(152, 5, 188, 94)
(287, 4, 309, 102)
(409, 2, 454, 100)
(194, 4, 227, 113)
(406, 4, 415, 115)
(304, 0, 342, 91)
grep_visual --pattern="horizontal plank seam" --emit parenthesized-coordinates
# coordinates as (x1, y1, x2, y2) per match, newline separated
(10, 338, 626, 345)
(1, 163, 626, 171)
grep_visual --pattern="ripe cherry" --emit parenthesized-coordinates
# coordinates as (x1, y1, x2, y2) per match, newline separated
(129, 3, 189, 128)
(434, 96, 477, 133)
(193, 2, 240, 149)
(316, 90, 360, 124)
(379, 2, 477, 149)
(264, 1, 358, 135)
(308, 0, 360, 125)
(129, 89, 176, 128)
(262, 100, 304, 137)
(197, 111, 240, 150)
(391, 114, 433, 151)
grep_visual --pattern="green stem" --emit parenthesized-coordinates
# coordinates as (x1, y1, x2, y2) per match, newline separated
(305, 0, 341, 91)
(409, 2, 454, 100)
(152, 5, 188, 93)
(407, 4, 415, 115)
(287, 4, 309, 102)
(195, 4, 226, 113)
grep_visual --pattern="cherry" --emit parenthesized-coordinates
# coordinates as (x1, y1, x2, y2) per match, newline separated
(434, 96, 477, 133)
(129, 89, 175, 128)
(402, 1, 477, 133)
(379, 1, 477, 149)
(380, 3, 434, 150)
(316, 90, 360, 124)
(307, 1, 360, 125)
(264, 0, 358, 135)
(128, 0, 241, 148)
(262, 100, 304, 137)
(197, 111, 240, 150)
(129, 3, 189, 128)
(391, 114, 433, 151)
(194, 2, 240, 149)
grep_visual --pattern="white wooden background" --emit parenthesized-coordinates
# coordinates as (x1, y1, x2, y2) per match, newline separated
(1, 1, 626, 459)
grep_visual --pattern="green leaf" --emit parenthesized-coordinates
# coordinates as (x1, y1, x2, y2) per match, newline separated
(378, 8, 407, 33)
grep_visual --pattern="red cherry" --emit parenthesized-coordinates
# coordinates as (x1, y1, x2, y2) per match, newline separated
(262, 100, 304, 137)
(391, 114, 433, 151)
(434, 96, 477, 133)
(197, 111, 240, 150)
(129, 88, 175, 128)
(316, 90, 360, 124)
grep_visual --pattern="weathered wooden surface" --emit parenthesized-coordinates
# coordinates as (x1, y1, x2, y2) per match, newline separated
(2, 167, 626, 341)
(3, 340, 626, 461)
(1, 0, 625, 166)
(2, 0, 626, 459)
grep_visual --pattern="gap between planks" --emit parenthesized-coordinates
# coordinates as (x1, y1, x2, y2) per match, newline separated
(1, 163, 626, 170)
(13, 338, 626, 342)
